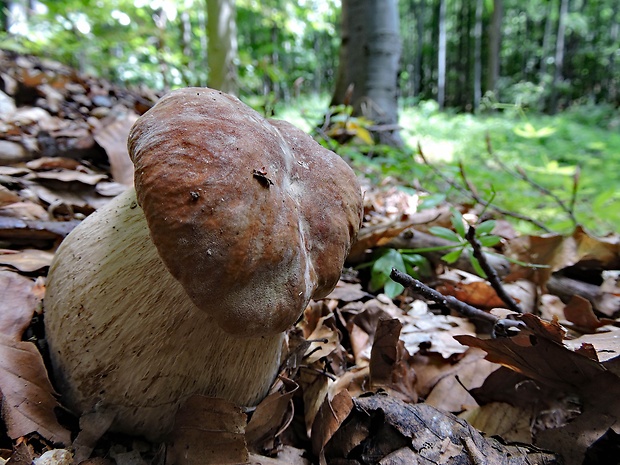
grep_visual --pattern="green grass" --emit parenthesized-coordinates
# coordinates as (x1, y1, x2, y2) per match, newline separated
(275, 96, 620, 236)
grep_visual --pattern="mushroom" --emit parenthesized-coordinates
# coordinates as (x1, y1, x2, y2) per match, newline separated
(44, 87, 363, 441)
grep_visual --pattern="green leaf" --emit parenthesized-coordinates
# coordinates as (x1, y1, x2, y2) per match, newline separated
(419, 193, 446, 210)
(370, 249, 406, 293)
(451, 210, 466, 237)
(475, 220, 496, 236)
(384, 279, 405, 299)
(441, 248, 464, 264)
(477, 235, 501, 247)
(469, 256, 487, 278)
(429, 226, 462, 243)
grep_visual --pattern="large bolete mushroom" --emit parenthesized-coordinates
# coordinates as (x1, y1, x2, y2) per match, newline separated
(44, 88, 363, 441)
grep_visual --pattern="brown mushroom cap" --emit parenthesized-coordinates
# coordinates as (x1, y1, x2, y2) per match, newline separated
(128, 87, 362, 337)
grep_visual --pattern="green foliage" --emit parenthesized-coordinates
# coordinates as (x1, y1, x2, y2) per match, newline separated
(367, 248, 429, 298)
(426, 211, 500, 278)
(395, 101, 620, 235)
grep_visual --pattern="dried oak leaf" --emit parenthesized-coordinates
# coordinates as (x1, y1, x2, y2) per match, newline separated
(0, 270, 70, 445)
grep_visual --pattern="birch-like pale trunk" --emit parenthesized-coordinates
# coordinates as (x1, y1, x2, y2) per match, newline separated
(331, 0, 402, 147)
(207, 0, 238, 95)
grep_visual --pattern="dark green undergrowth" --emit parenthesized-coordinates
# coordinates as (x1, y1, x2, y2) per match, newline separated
(277, 97, 620, 236)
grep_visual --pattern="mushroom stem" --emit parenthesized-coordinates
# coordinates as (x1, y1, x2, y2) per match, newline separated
(44, 188, 284, 441)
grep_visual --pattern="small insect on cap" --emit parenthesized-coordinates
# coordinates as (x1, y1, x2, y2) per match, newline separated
(127, 87, 363, 337)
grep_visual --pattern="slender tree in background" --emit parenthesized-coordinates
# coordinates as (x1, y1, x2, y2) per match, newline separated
(437, 0, 447, 109)
(331, 0, 402, 146)
(487, 0, 503, 98)
(207, 0, 238, 95)
(473, 0, 483, 111)
(548, 0, 568, 114)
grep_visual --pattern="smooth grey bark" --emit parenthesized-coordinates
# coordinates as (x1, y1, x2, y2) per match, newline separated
(473, 0, 483, 111)
(539, 0, 556, 78)
(486, 0, 503, 96)
(331, 0, 403, 147)
(207, 0, 238, 95)
(548, 0, 569, 113)
(437, 0, 447, 109)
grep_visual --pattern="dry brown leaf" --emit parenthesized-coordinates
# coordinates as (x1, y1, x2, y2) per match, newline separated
(0, 185, 20, 207)
(310, 389, 354, 465)
(455, 314, 604, 391)
(536, 370, 620, 465)
(565, 330, 620, 363)
(507, 226, 620, 285)
(93, 111, 139, 186)
(0, 249, 54, 273)
(438, 270, 507, 308)
(298, 368, 330, 436)
(165, 395, 248, 465)
(425, 349, 498, 413)
(323, 281, 371, 302)
(304, 314, 341, 364)
(460, 402, 533, 443)
(27, 170, 107, 186)
(563, 295, 615, 332)
(0, 270, 70, 445)
(0, 201, 49, 221)
(26, 157, 83, 171)
(246, 377, 298, 452)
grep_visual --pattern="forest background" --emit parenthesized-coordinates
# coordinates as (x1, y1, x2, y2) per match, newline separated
(0, 0, 618, 235)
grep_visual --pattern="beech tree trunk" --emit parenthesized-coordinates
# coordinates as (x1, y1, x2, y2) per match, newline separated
(547, 0, 569, 114)
(207, 0, 238, 95)
(437, 0, 447, 108)
(331, 0, 402, 147)
(486, 0, 503, 96)
(473, 0, 483, 111)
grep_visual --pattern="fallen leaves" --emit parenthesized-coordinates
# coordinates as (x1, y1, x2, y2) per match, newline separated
(0, 270, 70, 445)
(0, 49, 619, 465)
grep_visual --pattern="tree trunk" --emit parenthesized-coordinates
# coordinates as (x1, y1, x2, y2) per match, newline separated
(473, 0, 483, 111)
(547, 0, 569, 114)
(207, 0, 238, 95)
(437, 0, 447, 109)
(606, 2, 619, 103)
(486, 0, 503, 97)
(539, 0, 556, 79)
(331, 0, 402, 147)
(413, 0, 425, 98)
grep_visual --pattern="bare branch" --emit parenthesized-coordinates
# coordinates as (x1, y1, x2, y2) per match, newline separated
(465, 225, 523, 313)
(390, 268, 523, 337)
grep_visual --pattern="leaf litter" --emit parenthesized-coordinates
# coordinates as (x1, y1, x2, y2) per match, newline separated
(0, 50, 619, 464)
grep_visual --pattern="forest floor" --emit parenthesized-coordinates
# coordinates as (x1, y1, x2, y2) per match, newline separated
(1, 49, 620, 465)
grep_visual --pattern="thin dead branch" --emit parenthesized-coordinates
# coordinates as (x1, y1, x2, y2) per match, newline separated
(390, 268, 523, 337)
(465, 225, 523, 313)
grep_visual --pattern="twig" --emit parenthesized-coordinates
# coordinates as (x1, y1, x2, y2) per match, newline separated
(417, 143, 552, 233)
(570, 166, 580, 214)
(485, 133, 578, 226)
(465, 225, 523, 313)
(390, 268, 523, 337)
(457, 160, 552, 232)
